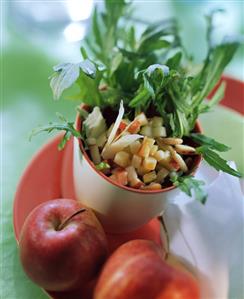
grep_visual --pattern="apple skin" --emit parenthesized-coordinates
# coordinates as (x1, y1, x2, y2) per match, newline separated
(94, 240, 200, 299)
(156, 270, 200, 299)
(19, 199, 108, 292)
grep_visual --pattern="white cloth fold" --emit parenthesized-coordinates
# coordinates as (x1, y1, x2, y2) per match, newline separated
(162, 162, 244, 299)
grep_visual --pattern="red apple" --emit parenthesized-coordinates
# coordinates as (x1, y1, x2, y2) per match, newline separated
(19, 199, 108, 292)
(94, 239, 200, 299)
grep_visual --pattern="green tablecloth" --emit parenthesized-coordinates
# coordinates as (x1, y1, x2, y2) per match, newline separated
(1, 39, 75, 299)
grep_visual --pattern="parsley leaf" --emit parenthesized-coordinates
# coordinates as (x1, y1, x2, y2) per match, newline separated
(191, 133, 231, 152)
(30, 113, 81, 150)
(95, 162, 111, 171)
(196, 146, 242, 178)
(191, 133, 242, 177)
(170, 173, 207, 204)
(50, 60, 97, 100)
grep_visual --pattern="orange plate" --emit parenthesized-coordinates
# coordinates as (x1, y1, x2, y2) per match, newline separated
(207, 75, 244, 115)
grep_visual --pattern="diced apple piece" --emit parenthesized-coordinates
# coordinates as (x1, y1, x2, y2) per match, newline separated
(154, 150, 171, 162)
(164, 145, 175, 155)
(132, 155, 142, 169)
(140, 126, 152, 137)
(96, 133, 107, 148)
(119, 120, 128, 131)
(135, 113, 148, 126)
(126, 166, 138, 182)
(87, 137, 96, 146)
(143, 171, 157, 183)
(150, 145, 158, 156)
(143, 157, 157, 171)
(152, 126, 166, 138)
(137, 165, 151, 176)
(175, 144, 196, 155)
(131, 178, 145, 189)
(117, 120, 130, 138)
(138, 137, 155, 158)
(114, 151, 130, 168)
(126, 166, 144, 188)
(151, 116, 163, 127)
(129, 140, 141, 155)
(138, 144, 150, 158)
(153, 150, 164, 162)
(89, 145, 101, 165)
(145, 137, 155, 148)
(155, 168, 169, 183)
(102, 134, 143, 159)
(128, 120, 141, 134)
(141, 183, 162, 190)
(112, 168, 128, 186)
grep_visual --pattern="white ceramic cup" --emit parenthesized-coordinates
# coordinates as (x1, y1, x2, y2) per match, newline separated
(73, 111, 202, 233)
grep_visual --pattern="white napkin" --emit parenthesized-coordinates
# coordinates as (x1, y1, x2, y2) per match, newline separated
(162, 162, 244, 299)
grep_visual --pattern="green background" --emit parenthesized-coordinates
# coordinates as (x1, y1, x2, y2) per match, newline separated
(1, 1, 243, 298)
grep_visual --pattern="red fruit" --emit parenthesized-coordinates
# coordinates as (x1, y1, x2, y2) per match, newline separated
(156, 271, 200, 299)
(19, 199, 108, 292)
(94, 239, 200, 299)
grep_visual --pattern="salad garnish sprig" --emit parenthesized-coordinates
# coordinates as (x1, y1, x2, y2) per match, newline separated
(31, 1, 242, 203)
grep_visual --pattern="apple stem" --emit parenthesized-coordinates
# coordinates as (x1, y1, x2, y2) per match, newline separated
(57, 208, 86, 231)
(158, 215, 170, 260)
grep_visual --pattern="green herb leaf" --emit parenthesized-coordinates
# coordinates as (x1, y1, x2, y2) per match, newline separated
(79, 60, 97, 78)
(30, 113, 81, 150)
(76, 106, 89, 119)
(191, 40, 240, 108)
(196, 146, 242, 178)
(139, 64, 170, 99)
(50, 64, 80, 100)
(166, 51, 182, 69)
(171, 173, 207, 204)
(110, 52, 123, 76)
(75, 71, 102, 106)
(138, 19, 179, 54)
(96, 162, 111, 171)
(92, 7, 103, 51)
(80, 47, 88, 59)
(128, 26, 136, 50)
(129, 87, 150, 108)
(192, 134, 242, 178)
(50, 60, 97, 100)
(199, 81, 226, 113)
(191, 133, 231, 152)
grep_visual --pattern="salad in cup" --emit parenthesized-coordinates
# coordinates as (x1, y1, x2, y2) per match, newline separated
(80, 101, 202, 193)
(32, 1, 242, 205)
